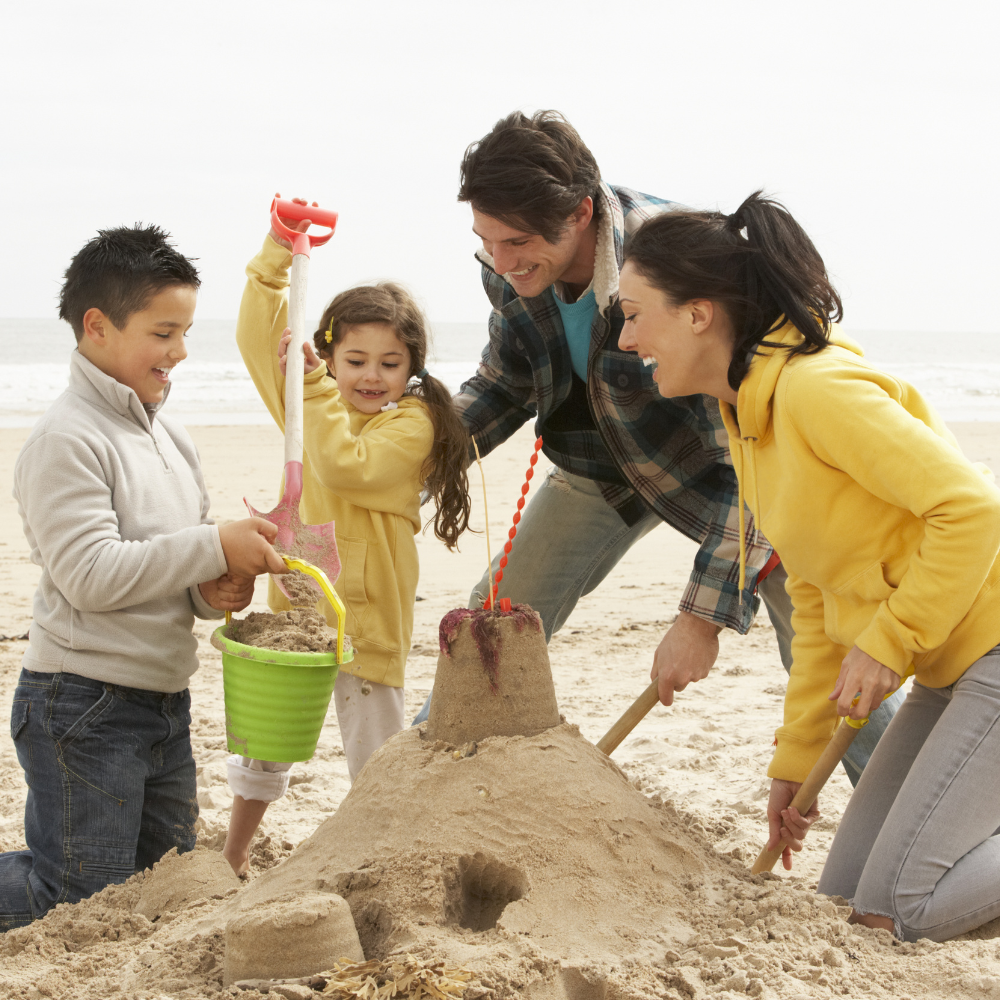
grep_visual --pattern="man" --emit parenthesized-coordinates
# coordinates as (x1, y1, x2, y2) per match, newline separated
(421, 110, 900, 783)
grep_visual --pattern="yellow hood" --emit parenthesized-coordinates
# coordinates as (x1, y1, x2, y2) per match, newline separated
(720, 323, 1000, 781)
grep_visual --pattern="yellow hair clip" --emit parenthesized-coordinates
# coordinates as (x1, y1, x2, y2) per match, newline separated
(324, 314, 335, 344)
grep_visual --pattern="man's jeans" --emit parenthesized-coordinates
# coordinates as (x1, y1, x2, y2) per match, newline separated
(412, 466, 902, 784)
(0, 669, 197, 930)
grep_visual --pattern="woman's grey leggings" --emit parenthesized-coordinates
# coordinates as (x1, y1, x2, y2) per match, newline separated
(818, 645, 1000, 941)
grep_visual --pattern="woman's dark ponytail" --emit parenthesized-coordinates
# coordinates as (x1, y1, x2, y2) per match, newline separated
(624, 191, 842, 389)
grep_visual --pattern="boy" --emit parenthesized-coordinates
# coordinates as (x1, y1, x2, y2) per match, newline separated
(0, 225, 286, 930)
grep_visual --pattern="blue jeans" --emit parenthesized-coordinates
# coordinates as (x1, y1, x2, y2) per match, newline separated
(0, 669, 197, 930)
(412, 466, 901, 784)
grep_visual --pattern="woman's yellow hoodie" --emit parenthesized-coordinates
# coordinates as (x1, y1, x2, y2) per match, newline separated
(236, 237, 434, 688)
(720, 324, 1000, 782)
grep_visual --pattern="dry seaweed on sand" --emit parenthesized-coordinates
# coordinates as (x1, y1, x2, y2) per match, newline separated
(320, 954, 473, 998)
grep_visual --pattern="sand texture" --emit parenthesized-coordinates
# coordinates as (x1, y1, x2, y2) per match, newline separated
(229, 609, 340, 653)
(276, 569, 325, 608)
(4, 423, 1000, 998)
(223, 890, 363, 984)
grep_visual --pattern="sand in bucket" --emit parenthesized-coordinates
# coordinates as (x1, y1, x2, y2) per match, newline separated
(212, 609, 353, 763)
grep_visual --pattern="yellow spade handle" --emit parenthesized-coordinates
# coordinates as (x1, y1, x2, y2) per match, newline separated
(282, 556, 348, 662)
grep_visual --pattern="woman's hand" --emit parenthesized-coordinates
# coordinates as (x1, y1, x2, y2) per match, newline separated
(278, 328, 325, 377)
(268, 193, 318, 250)
(830, 645, 901, 720)
(766, 779, 820, 871)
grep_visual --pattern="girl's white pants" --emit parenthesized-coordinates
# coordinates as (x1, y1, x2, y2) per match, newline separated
(226, 672, 405, 801)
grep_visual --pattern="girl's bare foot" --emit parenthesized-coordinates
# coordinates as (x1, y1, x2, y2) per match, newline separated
(222, 841, 250, 877)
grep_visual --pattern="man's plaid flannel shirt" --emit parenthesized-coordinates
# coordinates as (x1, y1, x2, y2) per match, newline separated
(455, 182, 773, 633)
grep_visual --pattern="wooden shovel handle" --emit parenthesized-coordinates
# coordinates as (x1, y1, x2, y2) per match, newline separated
(597, 679, 661, 755)
(750, 719, 861, 874)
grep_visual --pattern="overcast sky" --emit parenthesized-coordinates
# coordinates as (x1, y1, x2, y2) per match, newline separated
(2, 0, 997, 335)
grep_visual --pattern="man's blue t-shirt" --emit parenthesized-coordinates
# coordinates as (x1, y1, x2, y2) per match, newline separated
(552, 288, 597, 382)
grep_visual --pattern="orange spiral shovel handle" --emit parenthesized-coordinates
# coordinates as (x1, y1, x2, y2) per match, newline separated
(488, 436, 543, 609)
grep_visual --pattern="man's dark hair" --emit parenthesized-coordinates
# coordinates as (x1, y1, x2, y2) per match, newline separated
(458, 110, 601, 244)
(59, 224, 200, 340)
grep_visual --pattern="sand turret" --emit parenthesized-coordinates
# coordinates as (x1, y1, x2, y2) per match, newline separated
(425, 603, 559, 744)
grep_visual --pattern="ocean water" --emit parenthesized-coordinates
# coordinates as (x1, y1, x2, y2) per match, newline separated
(1, 319, 998, 427)
(0, 319, 486, 427)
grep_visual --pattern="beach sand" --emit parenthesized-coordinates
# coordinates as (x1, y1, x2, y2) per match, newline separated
(2, 422, 1000, 998)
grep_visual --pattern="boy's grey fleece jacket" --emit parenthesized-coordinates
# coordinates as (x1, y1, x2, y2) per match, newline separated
(13, 352, 227, 693)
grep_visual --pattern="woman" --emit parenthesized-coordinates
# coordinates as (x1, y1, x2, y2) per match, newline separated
(617, 192, 1000, 942)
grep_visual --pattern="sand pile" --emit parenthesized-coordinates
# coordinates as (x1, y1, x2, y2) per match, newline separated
(229, 608, 341, 653)
(4, 743, 999, 1000)
(4, 604, 1000, 998)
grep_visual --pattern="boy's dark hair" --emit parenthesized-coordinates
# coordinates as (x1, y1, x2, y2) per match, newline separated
(59, 224, 200, 340)
(458, 110, 601, 244)
(624, 191, 843, 390)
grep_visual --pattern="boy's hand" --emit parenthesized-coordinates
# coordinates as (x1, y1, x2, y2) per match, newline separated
(199, 573, 255, 612)
(218, 518, 288, 578)
(269, 193, 316, 250)
(278, 328, 325, 377)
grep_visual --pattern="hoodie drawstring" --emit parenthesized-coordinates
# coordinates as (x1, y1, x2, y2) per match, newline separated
(737, 437, 760, 606)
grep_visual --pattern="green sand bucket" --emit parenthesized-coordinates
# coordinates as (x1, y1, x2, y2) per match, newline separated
(211, 625, 354, 762)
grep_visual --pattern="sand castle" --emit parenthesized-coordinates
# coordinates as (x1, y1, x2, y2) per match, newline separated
(213, 602, 719, 994)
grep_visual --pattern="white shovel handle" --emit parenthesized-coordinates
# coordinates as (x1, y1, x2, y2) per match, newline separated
(284, 253, 309, 466)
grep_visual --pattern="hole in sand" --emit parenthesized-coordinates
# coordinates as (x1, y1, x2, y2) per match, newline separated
(445, 853, 528, 932)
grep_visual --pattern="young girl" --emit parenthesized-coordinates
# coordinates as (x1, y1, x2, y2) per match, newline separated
(223, 199, 470, 875)
(617, 192, 1000, 942)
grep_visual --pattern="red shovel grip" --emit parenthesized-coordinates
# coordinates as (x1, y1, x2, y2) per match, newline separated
(270, 197, 339, 257)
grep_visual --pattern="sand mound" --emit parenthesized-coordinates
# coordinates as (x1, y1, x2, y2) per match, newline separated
(135, 845, 239, 921)
(229, 722, 707, 966)
(0, 752, 997, 999)
(229, 608, 339, 653)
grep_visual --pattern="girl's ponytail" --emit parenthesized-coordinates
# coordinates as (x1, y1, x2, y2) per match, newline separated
(408, 371, 471, 550)
(624, 191, 843, 390)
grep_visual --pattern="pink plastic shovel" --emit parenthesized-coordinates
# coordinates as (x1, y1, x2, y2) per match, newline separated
(245, 197, 342, 599)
